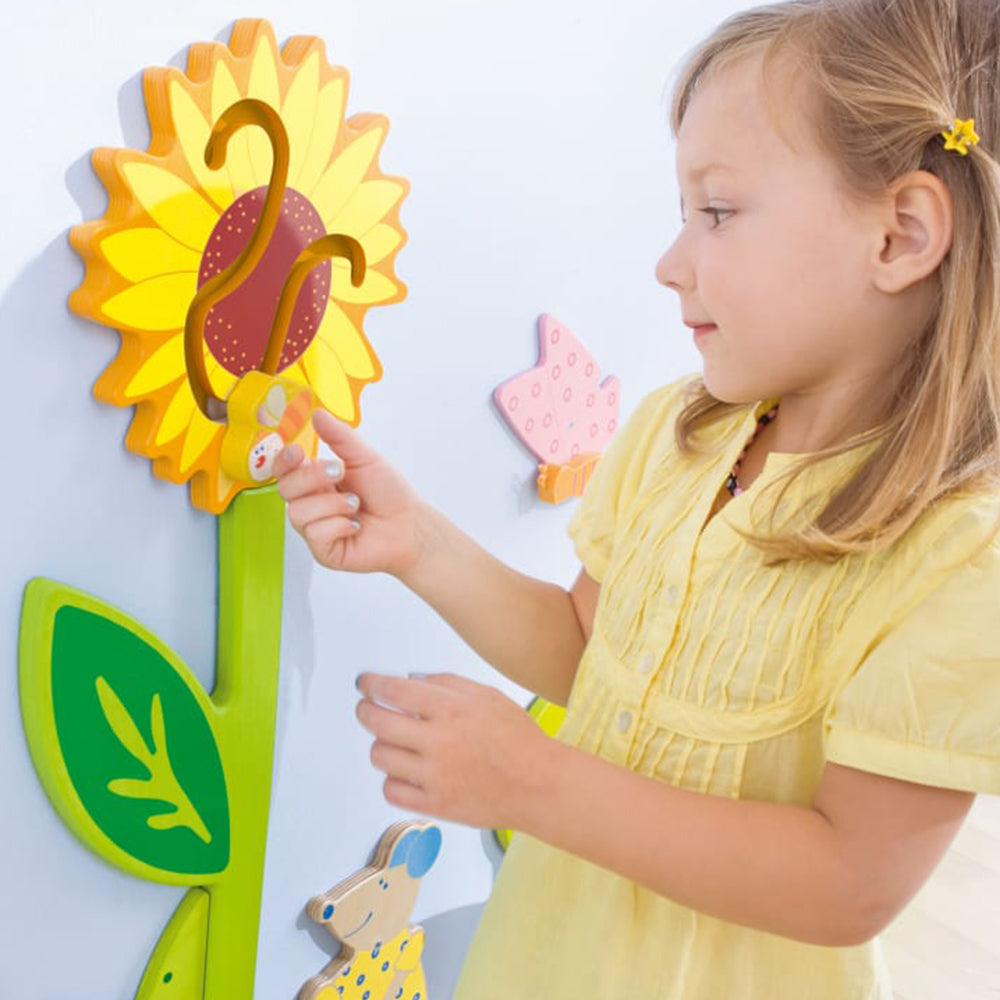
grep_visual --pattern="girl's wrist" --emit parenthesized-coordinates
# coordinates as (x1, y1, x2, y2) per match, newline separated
(392, 500, 443, 589)
(507, 730, 571, 840)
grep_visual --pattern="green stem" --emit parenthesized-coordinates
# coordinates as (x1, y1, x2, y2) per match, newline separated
(204, 486, 286, 1000)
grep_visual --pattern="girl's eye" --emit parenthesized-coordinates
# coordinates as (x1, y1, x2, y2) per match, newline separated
(699, 207, 733, 228)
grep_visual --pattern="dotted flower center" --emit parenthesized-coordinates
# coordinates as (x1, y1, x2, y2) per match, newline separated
(198, 186, 330, 376)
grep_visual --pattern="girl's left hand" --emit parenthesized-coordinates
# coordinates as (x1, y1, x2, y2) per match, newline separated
(355, 672, 555, 830)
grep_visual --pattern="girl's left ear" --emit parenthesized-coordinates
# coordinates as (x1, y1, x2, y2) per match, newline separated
(872, 169, 954, 293)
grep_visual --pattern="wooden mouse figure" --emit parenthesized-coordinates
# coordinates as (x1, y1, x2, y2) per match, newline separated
(299, 820, 442, 1000)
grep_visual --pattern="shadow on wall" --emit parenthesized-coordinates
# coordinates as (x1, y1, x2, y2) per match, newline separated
(420, 902, 486, 1000)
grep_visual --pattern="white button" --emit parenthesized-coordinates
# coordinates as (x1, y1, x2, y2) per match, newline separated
(617, 710, 633, 732)
(638, 651, 654, 674)
(667, 584, 680, 605)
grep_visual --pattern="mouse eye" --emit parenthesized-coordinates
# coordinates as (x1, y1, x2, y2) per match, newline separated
(322, 904, 335, 920)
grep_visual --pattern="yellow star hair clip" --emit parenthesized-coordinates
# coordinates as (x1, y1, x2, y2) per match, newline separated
(941, 117, 980, 156)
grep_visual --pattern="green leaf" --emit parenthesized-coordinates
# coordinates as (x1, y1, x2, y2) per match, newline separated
(135, 888, 209, 1000)
(19, 580, 230, 882)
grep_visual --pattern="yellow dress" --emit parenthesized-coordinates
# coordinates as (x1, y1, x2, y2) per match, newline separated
(454, 377, 1000, 1000)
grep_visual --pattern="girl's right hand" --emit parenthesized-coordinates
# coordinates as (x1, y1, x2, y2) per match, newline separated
(273, 409, 423, 578)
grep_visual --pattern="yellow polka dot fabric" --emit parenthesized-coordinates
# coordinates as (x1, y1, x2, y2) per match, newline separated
(454, 377, 1000, 1000)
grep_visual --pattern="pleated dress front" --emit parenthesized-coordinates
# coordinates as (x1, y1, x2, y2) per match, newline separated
(454, 377, 1000, 1000)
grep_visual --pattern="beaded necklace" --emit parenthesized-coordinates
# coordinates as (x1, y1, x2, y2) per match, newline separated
(725, 404, 779, 497)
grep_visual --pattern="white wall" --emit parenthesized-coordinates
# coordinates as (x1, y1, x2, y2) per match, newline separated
(0, 1, 739, 996)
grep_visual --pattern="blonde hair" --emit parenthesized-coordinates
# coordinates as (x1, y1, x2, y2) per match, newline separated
(670, 0, 1000, 563)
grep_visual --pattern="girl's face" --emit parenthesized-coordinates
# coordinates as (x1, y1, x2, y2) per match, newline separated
(657, 54, 889, 408)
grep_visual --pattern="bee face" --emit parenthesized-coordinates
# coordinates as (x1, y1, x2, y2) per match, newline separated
(219, 371, 316, 484)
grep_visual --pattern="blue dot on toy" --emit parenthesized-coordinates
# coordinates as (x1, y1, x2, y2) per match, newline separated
(372, 943, 381, 958)
(323, 904, 335, 919)
(357, 973, 366, 985)
(382, 960, 390, 972)
(163, 972, 173, 983)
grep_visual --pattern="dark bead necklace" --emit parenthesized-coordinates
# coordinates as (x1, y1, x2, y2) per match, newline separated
(725, 404, 779, 497)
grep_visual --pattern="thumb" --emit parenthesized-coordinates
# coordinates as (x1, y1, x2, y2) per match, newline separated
(312, 409, 380, 466)
(417, 672, 491, 697)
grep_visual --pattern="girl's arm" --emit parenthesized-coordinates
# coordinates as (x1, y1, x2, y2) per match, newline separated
(275, 412, 598, 704)
(396, 511, 598, 704)
(355, 671, 975, 947)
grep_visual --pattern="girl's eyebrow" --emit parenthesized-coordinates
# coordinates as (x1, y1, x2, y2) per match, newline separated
(681, 161, 736, 184)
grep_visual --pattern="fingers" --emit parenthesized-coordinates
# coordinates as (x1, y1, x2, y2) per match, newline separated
(369, 740, 426, 787)
(356, 698, 425, 745)
(420, 672, 492, 697)
(271, 442, 305, 479)
(276, 453, 347, 502)
(312, 409, 379, 466)
(356, 673, 446, 719)
(286, 491, 360, 535)
(382, 778, 427, 812)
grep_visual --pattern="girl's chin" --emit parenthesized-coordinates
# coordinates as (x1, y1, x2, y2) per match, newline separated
(700, 369, 762, 406)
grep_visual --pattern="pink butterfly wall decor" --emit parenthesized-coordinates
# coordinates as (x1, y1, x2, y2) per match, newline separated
(493, 314, 620, 503)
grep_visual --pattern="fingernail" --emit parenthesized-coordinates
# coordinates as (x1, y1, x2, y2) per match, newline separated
(324, 459, 343, 479)
(408, 672, 427, 680)
(283, 443, 304, 465)
(345, 493, 360, 511)
(355, 674, 363, 691)
(350, 518, 361, 531)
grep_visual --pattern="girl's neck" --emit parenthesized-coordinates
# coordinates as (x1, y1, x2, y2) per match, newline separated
(761, 384, 888, 456)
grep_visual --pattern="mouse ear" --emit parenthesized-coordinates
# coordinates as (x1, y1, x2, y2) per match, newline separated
(405, 825, 442, 879)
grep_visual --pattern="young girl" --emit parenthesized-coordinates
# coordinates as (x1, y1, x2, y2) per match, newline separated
(275, 0, 1000, 995)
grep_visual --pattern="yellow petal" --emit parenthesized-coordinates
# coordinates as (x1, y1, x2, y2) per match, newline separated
(297, 78, 346, 197)
(155, 380, 197, 445)
(100, 228, 202, 283)
(357, 223, 404, 267)
(326, 180, 405, 240)
(329, 265, 401, 306)
(215, 465, 239, 506)
(121, 163, 219, 252)
(211, 60, 254, 196)
(245, 36, 281, 187)
(169, 79, 234, 211)
(282, 50, 320, 187)
(180, 409, 224, 473)
(301, 335, 357, 423)
(280, 359, 309, 384)
(205, 352, 238, 401)
(314, 303, 377, 379)
(125, 334, 186, 398)
(102, 273, 199, 331)
(311, 128, 387, 228)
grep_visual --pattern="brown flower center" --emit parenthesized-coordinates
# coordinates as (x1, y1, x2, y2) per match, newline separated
(198, 186, 330, 376)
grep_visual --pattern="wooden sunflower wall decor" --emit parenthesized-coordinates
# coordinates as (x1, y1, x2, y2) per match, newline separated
(70, 18, 409, 513)
(18, 21, 411, 1000)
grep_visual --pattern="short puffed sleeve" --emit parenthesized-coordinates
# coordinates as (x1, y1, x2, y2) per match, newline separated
(567, 377, 693, 582)
(825, 532, 1000, 795)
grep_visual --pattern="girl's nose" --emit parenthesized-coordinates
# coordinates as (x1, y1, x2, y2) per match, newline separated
(655, 231, 693, 293)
